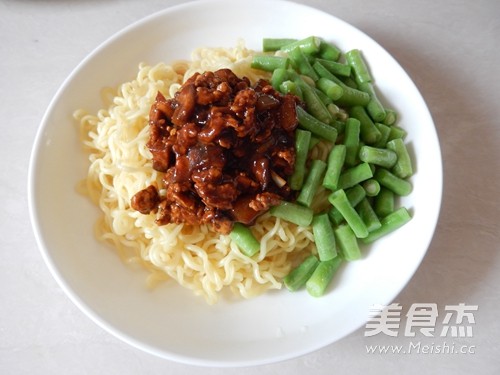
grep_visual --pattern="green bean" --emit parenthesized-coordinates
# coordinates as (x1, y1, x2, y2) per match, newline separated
(388, 125, 407, 141)
(296, 106, 337, 142)
(230, 223, 260, 257)
(312, 213, 337, 261)
(289, 129, 311, 190)
(349, 105, 382, 145)
(338, 162, 373, 190)
(280, 36, 322, 55)
(375, 168, 413, 196)
(322, 144, 346, 191)
(297, 159, 327, 207)
(314, 87, 333, 106)
(362, 178, 381, 197)
(317, 77, 344, 101)
(333, 119, 346, 135)
(362, 207, 411, 243)
(328, 189, 369, 238)
(270, 201, 314, 227)
(295, 79, 333, 125)
(356, 198, 382, 232)
(316, 58, 351, 77)
(335, 224, 361, 260)
(344, 117, 361, 166)
(251, 55, 290, 72)
(374, 187, 395, 218)
(374, 122, 391, 148)
(283, 255, 319, 291)
(358, 81, 386, 122)
(288, 47, 319, 81)
(306, 256, 342, 297)
(358, 145, 398, 168)
(345, 49, 372, 84)
(270, 68, 288, 90)
(312, 62, 370, 106)
(279, 80, 303, 99)
(382, 108, 397, 126)
(328, 184, 366, 225)
(387, 138, 413, 178)
(341, 76, 359, 89)
(318, 39, 341, 61)
(263, 38, 298, 52)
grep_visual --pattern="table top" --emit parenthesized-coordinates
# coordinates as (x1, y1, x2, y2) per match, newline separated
(1, 0, 499, 374)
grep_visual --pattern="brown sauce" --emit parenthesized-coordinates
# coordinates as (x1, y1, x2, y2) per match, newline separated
(131, 68, 299, 234)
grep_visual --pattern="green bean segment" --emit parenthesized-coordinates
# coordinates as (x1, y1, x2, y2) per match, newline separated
(306, 257, 343, 297)
(283, 255, 319, 291)
(230, 223, 260, 257)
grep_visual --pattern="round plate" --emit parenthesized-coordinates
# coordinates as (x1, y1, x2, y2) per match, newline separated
(28, 0, 442, 367)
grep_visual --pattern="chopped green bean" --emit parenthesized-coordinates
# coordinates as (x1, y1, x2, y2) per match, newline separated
(270, 201, 314, 227)
(316, 58, 351, 77)
(279, 80, 303, 99)
(345, 49, 372, 84)
(375, 168, 413, 196)
(362, 207, 412, 243)
(356, 198, 382, 232)
(374, 187, 395, 218)
(289, 129, 311, 190)
(230, 223, 260, 257)
(344, 117, 361, 166)
(335, 224, 362, 260)
(270, 68, 288, 90)
(296, 106, 337, 142)
(312, 213, 337, 261)
(359, 81, 386, 122)
(386, 138, 413, 178)
(296, 79, 333, 125)
(388, 125, 407, 141)
(314, 87, 333, 106)
(312, 62, 370, 107)
(280, 36, 322, 55)
(333, 119, 346, 135)
(374, 122, 391, 148)
(317, 77, 344, 100)
(283, 255, 319, 291)
(341, 75, 359, 89)
(328, 184, 366, 225)
(382, 108, 397, 126)
(306, 257, 343, 297)
(322, 144, 346, 191)
(263, 38, 298, 52)
(359, 145, 398, 168)
(288, 47, 319, 81)
(316, 59, 351, 77)
(329, 189, 369, 238)
(362, 178, 381, 197)
(338, 162, 373, 190)
(251, 55, 290, 72)
(349, 105, 382, 145)
(297, 159, 327, 207)
(318, 39, 341, 61)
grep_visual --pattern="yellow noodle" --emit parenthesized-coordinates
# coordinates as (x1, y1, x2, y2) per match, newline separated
(76, 43, 317, 304)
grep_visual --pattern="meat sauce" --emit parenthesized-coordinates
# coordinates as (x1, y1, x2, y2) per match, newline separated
(130, 68, 300, 234)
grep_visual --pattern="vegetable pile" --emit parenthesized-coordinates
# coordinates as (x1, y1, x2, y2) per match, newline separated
(232, 36, 414, 297)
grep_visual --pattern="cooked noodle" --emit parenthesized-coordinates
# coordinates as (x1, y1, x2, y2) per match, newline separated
(76, 42, 322, 304)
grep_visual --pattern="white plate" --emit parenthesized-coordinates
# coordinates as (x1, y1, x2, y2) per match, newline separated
(28, 0, 442, 367)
